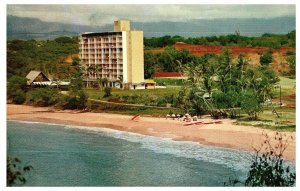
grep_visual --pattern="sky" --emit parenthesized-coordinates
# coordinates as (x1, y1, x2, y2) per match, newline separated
(7, 4, 296, 26)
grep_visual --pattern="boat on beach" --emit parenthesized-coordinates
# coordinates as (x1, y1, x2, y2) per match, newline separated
(183, 120, 222, 126)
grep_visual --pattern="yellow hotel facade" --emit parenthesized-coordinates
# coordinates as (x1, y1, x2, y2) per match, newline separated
(79, 20, 144, 89)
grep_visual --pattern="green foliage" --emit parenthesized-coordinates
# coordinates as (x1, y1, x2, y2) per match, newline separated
(7, 75, 28, 104)
(154, 78, 185, 86)
(245, 133, 295, 186)
(54, 36, 76, 44)
(62, 90, 88, 109)
(28, 88, 60, 106)
(212, 91, 230, 109)
(103, 87, 112, 98)
(156, 97, 167, 107)
(87, 87, 180, 108)
(212, 91, 239, 109)
(7, 37, 79, 79)
(187, 86, 206, 115)
(7, 156, 32, 186)
(88, 99, 182, 117)
(260, 52, 273, 66)
(12, 90, 26, 104)
(72, 57, 81, 66)
(7, 76, 27, 97)
(286, 55, 295, 76)
(285, 50, 295, 56)
(144, 52, 156, 79)
(180, 50, 279, 120)
(211, 91, 240, 118)
(144, 31, 295, 49)
(240, 91, 262, 120)
(62, 66, 88, 109)
(144, 46, 197, 74)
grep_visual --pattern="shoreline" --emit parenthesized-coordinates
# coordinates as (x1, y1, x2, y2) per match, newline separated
(7, 104, 296, 161)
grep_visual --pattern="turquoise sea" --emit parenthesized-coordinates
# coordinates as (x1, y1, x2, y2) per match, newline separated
(7, 120, 261, 186)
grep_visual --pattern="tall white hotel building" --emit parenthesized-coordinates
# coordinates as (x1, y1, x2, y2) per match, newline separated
(79, 20, 144, 89)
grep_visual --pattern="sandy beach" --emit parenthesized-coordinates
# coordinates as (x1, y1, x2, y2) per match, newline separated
(7, 104, 296, 161)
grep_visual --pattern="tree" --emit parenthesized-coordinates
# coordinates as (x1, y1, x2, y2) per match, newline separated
(63, 66, 88, 109)
(144, 52, 156, 79)
(7, 156, 32, 186)
(7, 76, 28, 104)
(187, 85, 206, 115)
(158, 46, 179, 72)
(216, 49, 233, 93)
(7, 76, 27, 96)
(72, 57, 81, 66)
(202, 74, 214, 97)
(245, 132, 295, 186)
(241, 90, 262, 120)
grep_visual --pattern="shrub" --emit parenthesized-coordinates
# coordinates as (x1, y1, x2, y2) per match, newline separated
(224, 132, 296, 187)
(157, 97, 167, 107)
(28, 88, 60, 106)
(7, 76, 27, 98)
(62, 90, 88, 110)
(260, 52, 273, 66)
(12, 90, 26, 104)
(103, 87, 112, 98)
(7, 75, 27, 103)
(286, 50, 295, 56)
(245, 132, 295, 186)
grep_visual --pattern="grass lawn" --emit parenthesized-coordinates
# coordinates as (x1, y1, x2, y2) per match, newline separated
(272, 77, 296, 97)
(154, 78, 186, 86)
(85, 87, 183, 117)
(235, 106, 295, 131)
(88, 99, 182, 117)
(86, 87, 181, 99)
(86, 87, 181, 102)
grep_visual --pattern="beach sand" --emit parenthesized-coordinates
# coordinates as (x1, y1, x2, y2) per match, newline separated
(7, 104, 296, 161)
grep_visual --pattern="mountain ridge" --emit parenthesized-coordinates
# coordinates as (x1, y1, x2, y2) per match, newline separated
(7, 15, 295, 40)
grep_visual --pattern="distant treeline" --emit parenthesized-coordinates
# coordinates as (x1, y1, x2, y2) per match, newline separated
(144, 30, 295, 49)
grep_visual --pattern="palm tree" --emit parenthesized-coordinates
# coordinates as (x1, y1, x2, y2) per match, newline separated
(202, 74, 214, 98)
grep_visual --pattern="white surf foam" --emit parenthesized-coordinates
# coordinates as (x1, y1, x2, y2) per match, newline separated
(8, 120, 294, 174)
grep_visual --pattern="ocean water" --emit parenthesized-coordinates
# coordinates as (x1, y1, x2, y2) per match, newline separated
(7, 120, 257, 186)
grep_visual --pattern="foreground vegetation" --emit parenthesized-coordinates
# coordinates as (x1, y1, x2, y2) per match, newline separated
(225, 132, 295, 187)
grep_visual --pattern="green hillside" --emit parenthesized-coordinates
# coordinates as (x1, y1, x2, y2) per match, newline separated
(7, 36, 79, 80)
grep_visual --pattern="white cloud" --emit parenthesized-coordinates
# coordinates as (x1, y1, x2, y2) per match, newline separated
(7, 4, 295, 26)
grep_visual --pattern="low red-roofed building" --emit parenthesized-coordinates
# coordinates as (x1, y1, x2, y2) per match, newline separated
(153, 72, 185, 78)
